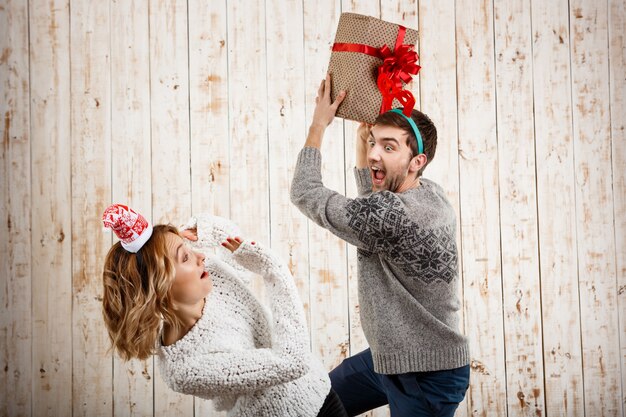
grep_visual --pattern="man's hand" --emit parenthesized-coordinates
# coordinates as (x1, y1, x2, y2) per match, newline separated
(305, 74, 346, 149)
(311, 73, 346, 129)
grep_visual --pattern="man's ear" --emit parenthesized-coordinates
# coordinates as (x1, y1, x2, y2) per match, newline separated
(409, 154, 428, 173)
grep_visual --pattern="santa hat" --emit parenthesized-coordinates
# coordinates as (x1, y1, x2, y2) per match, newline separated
(102, 204, 153, 253)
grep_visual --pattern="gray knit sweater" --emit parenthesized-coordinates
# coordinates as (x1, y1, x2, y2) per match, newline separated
(290, 147, 470, 374)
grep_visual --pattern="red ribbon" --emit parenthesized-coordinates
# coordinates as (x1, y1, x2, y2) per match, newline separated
(332, 25, 421, 116)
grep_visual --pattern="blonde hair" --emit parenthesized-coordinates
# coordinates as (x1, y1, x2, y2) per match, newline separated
(102, 224, 184, 361)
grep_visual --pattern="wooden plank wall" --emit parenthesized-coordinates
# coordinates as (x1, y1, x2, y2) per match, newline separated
(1, 0, 624, 416)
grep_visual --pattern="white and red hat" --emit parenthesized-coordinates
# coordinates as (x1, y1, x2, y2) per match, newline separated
(102, 204, 153, 253)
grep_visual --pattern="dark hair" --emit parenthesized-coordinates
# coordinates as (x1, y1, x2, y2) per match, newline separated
(374, 109, 437, 177)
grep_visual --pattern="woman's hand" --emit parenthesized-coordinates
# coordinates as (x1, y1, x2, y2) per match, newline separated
(357, 122, 372, 144)
(221, 237, 255, 253)
(180, 228, 198, 241)
(310, 73, 346, 131)
(356, 122, 372, 169)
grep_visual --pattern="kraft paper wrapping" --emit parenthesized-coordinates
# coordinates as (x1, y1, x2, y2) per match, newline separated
(328, 13, 418, 124)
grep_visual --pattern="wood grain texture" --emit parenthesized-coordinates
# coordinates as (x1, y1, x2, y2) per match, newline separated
(569, 0, 622, 415)
(189, 0, 230, 219)
(455, 0, 507, 415)
(1, 0, 626, 415)
(70, 0, 112, 415)
(493, 0, 545, 415)
(110, 0, 155, 414)
(0, 0, 31, 416)
(531, 0, 585, 415)
(226, 0, 269, 239)
(29, 0, 73, 415)
(608, 0, 626, 410)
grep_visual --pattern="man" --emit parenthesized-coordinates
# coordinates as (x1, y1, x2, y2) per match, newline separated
(290, 74, 470, 416)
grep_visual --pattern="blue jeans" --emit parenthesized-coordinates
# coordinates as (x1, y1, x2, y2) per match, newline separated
(329, 349, 469, 417)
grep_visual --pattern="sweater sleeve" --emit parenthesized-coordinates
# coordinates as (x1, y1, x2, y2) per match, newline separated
(164, 241, 311, 397)
(290, 147, 413, 254)
(165, 347, 310, 397)
(354, 166, 373, 197)
(231, 241, 308, 341)
(182, 213, 253, 285)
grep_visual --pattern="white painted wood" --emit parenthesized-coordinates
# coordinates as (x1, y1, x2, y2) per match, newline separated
(418, 0, 467, 415)
(455, 0, 507, 415)
(531, 0, 585, 415)
(149, 0, 193, 414)
(188, 0, 230, 415)
(608, 0, 626, 411)
(493, 1, 546, 416)
(265, 0, 311, 332)
(302, 0, 350, 373)
(3, 0, 626, 415)
(70, 0, 112, 415)
(189, 0, 230, 220)
(569, 0, 622, 415)
(110, 0, 155, 415)
(0, 1, 31, 416)
(226, 0, 269, 241)
(29, 0, 73, 415)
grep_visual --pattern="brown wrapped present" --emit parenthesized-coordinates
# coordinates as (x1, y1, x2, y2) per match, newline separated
(328, 13, 420, 124)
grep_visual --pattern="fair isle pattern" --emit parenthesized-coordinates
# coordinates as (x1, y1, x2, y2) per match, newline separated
(346, 192, 458, 283)
(291, 148, 470, 373)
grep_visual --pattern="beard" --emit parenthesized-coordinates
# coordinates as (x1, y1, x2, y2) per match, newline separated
(371, 157, 412, 193)
(372, 171, 407, 193)
(386, 172, 408, 193)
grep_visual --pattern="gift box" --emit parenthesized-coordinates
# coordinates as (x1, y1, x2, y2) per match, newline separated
(328, 13, 420, 124)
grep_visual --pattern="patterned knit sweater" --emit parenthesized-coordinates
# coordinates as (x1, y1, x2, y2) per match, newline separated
(157, 214, 330, 417)
(291, 147, 470, 374)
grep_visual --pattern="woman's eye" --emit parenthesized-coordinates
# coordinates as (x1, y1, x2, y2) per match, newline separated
(183, 254, 188, 262)
(368, 141, 375, 147)
(385, 146, 393, 151)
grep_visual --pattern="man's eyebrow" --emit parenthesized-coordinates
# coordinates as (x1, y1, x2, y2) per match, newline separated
(370, 132, 400, 145)
(380, 137, 400, 145)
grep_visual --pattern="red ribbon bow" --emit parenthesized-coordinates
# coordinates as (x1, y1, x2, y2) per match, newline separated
(332, 25, 421, 117)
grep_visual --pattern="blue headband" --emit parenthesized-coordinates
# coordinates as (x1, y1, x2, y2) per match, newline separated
(389, 109, 423, 155)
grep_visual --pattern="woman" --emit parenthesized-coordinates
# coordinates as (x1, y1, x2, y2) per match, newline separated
(101, 204, 346, 417)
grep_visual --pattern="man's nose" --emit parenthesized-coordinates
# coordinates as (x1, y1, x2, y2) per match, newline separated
(368, 147, 381, 162)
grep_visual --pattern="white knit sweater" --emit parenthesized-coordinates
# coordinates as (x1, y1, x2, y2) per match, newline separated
(157, 214, 330, 417)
